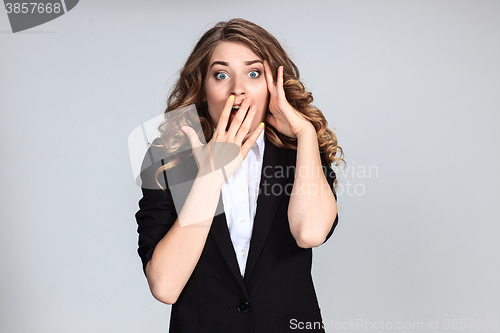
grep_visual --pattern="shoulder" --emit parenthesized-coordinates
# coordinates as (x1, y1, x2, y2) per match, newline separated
(277, 141, 337, 181)
(139, 138, 197, 190)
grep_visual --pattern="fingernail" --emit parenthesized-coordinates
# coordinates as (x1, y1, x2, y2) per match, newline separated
(229, 95, 235, 102)
(259, 122, 265, 129)
(181, 126, 188, 134)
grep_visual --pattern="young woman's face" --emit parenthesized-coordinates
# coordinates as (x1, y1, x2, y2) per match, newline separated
(204, 41, 268, 136)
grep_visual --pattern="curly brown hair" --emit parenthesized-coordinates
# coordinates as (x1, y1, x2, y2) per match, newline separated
(156, 18, 344, 185)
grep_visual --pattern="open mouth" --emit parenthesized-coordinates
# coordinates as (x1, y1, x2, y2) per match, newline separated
(231, 105, 240, 116)
(226, 105, 242, 131)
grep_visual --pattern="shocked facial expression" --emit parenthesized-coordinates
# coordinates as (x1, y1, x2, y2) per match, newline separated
(204, 41, 269, 135)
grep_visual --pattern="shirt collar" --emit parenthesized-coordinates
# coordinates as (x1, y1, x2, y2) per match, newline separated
(252, 128, 266, 161)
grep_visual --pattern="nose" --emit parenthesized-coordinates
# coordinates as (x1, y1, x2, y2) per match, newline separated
(230, 74, 246, 97)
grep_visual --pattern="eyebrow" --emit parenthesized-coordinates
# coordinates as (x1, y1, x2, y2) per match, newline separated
(210, 59, 263, 68)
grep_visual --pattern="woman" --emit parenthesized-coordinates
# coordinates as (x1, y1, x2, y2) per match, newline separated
(136, 18, 344, 332)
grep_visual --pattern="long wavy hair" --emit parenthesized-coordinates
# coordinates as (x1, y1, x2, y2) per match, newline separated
(156, 18, 344, 186)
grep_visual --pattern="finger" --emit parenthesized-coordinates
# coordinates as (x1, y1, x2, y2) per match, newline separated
(241, 122, 265, 157)
(181, 126, 203, 149)
(214, 95, 235, 135)
(227, 97, 251, 139)
(263, 60, 277, 95)
(277, 66, 285, 99)
(234, 105, 257, 145)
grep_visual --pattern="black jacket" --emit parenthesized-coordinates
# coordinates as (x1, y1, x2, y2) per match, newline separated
(136, 136, 338, 332)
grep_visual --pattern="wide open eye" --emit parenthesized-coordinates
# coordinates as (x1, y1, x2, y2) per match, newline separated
(248, 70, 260, 79)
(215, 72, 228, 80)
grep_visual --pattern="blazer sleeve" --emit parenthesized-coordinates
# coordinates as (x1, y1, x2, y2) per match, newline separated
(135, 147, 178, 275)
(320, 154, 339, 245)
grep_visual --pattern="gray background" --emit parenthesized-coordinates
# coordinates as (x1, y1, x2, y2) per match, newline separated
(1, 0, 499, 332)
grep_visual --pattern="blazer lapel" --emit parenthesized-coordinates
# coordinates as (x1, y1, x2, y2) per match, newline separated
(244, 139, 288, 284)
(211, 209, 248, 294)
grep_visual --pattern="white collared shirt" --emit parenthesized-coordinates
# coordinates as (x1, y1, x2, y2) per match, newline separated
(221, 129, 266, 277)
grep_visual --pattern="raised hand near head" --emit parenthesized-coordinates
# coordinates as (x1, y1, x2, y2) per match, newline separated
(263, 60, 312, 138)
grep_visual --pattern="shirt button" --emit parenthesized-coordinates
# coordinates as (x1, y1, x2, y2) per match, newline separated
(239, 186, 244, 191)
(240, 219, 246, 225)
(241, 250, 247, 257)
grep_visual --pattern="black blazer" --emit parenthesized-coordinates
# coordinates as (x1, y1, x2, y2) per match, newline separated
(136, 136, 338, 333)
